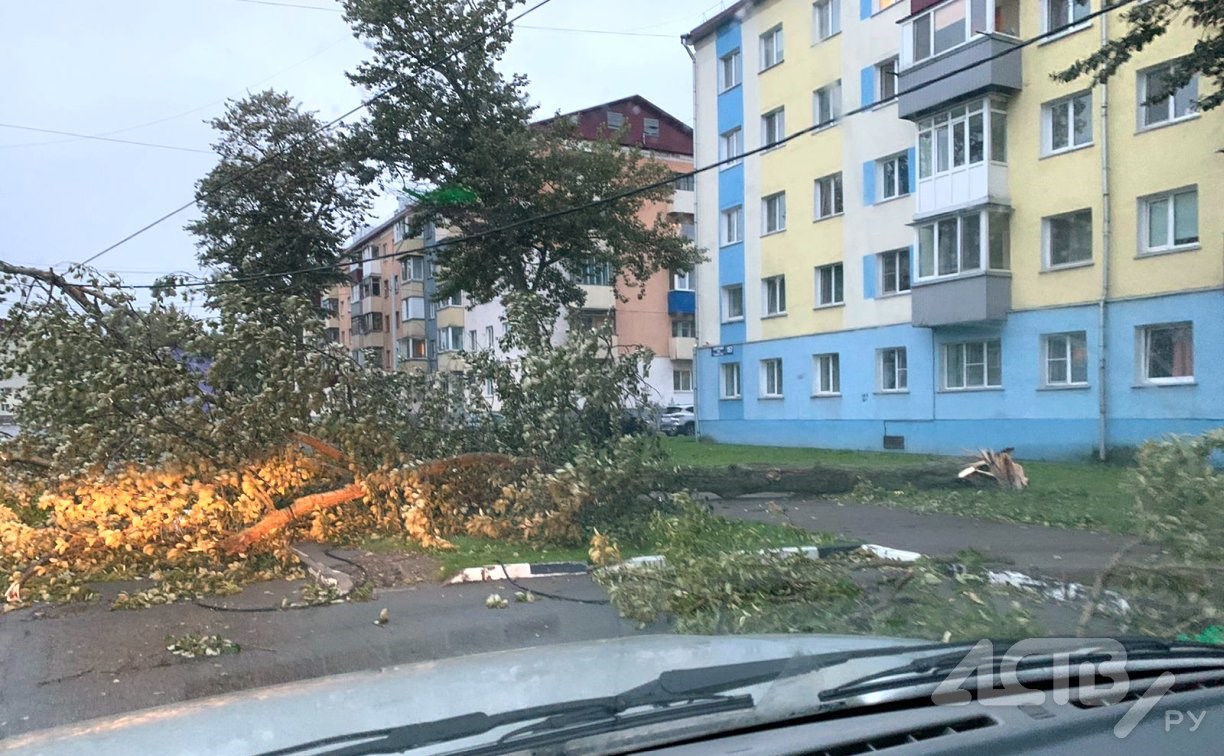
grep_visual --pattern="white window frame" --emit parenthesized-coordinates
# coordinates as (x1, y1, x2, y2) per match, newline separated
(1042, 331, 1089, 387)
(718, 49, 742, 92)
(719, 127, 744, 167)
(439, 325, 465, 352)
(643, 117, 660, 137)
(1139, 187, 1199, 254)
(813, 172, 844, 220)
(813, 353, 840, 396)
(916, 210, 1011, 281)
(916, 100, 992, 181)
(1138, 62, 1199, 129)
(879, 347, 909, 392)
(879, 152, 910, 200)
(398, 337, 427, 362)
(606, 111, 625, 130)
(720, 206, 744, 246)
(673, 367, 693, 393)
(401, 255, 426, 281)
(1043, 209, 1094, 269)
(671, 319, 695, 338)
(812, 0, 840, 43)
(671, 269, 693, 291)
(1042, 91, 1093, 155)
(722, 284, 744, 322)
(403, 296, 426, 320)
(762, 192, 787, 234)
(440, 291, 463, 308)
(877, 56, 899, 101)
(485, 325, 495, 349)
(759, 25, 784, 71)
(814, 263, 844, 307)
(1139, 322, 1194, 385)
(880, 248, 911, 295)
(812, 80, 842, 127)
(761, 358, 784, 398)
(1042, 0, 1091, 35)
(942, 339, 1003, 390)
(763, 275, 787, 317)
(720, 362, 742, 399)
(761, 107, 786, 149)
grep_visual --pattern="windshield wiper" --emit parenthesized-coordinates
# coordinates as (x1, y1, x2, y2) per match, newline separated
(820, 637, 1224, 703)
(261, 642, 951, 756)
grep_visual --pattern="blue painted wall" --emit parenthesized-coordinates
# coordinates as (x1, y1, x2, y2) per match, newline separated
(697, 290, 1224, 459)
(715, 19, 746, 350)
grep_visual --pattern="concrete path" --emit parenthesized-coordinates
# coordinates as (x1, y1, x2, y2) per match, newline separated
(712, 497, 1157, 583)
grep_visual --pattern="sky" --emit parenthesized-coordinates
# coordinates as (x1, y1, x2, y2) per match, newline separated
(0, 0, 728, 296)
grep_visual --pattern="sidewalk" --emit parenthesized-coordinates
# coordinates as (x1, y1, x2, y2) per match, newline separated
(711, 497, 1157, 583)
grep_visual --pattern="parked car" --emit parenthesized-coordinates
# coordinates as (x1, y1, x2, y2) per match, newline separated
(659, 405, 694, 436)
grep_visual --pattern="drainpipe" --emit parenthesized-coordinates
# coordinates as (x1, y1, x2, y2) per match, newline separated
(1096, 20, 1112, 462)
(683, 36, 702, 440)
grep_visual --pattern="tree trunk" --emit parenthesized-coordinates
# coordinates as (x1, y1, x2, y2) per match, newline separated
(220, 482, 365, 555)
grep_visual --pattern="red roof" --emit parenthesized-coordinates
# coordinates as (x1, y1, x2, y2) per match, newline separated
(535, 95, 693, 157)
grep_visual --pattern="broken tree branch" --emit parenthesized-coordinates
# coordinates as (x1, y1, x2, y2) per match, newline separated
(220, 482, 366, 555)
(0, 260, 121, 317)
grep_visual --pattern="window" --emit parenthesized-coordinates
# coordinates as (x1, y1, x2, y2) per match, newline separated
(468, 330, 478, 351)
(813, 353, 840, 395)
(1043, 0, 1090, 33)
(1044, 210, 1093, 268)
(672, 319, 695, 338)
(877, 57, 898, 101)
(879, 347, 908, 392)
(606, 111, 625, 129)
(877, 0, 902, 10)
(401, 255, 426, 281)
(1141, 323, 1194, 384)
(812, 0, 840, 42)
(916, 101, 989, 179)
(880, 248, 911, 294)
(485, 325, 495, 349)
(813, 81, 842, 127)
(720, 206, 744, 246)
(398, 337, 427, 362)
(916, 211, 1010, 279)
(762, 192, 787, 234)
(720, 363, 742, 399)
(1043, 91, 1092, 154)
(718, 49, 742, 91)
(1139, 63, 1198, 127)
(719, 128, 744, 166)
(1043, 332, 1088, 386)
(911, 0, 967, 63)
(440, 291, 463, 308)
(393, 218, 413, 243)
(577, 259, 614, 286)
(815, 263, 844, 306)
(813, 173, 843, 219)
(763, 276, 786, 316)
(438, 325, 465, 352)
(761, 108, 786, 148)
(671, 172, 695, 191)
(723, 285, 744, 321)
(761, 358, 784, 397)
(321, 298, 339, 316)
(673, 368, 693, 392)
(671, 269, 693, 291)
(1141, 188, 1198, 253)
(943, 339, 1002, 390)
(643, 117, 660, 137)
(760, 25, 784, 70)
(403, 296, 425, 320)
(879, 152, 910, 199)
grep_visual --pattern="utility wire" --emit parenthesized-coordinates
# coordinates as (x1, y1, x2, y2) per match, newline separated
(0, 123, 214, 155)
(92, 0, 1138, 292)
(76, 0, 560, 267)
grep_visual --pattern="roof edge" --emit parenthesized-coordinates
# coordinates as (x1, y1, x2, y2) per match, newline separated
(683, 1, 751, 45)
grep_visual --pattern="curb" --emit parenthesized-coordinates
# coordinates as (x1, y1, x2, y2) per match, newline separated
(446, 561, 589, 585)
(291, 544, 355, 596)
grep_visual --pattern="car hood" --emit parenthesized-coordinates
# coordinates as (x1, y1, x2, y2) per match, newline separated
(3, 633, 929, 756)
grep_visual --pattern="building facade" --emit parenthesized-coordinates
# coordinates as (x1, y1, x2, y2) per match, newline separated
(687, 0, 1221, 458)
(465, 96, 698, 408)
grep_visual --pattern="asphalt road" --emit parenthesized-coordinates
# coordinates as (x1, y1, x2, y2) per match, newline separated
(0, 575, 650, 740)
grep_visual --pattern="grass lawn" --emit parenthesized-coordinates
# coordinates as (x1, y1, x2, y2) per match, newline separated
(662, 437, 1140, 536)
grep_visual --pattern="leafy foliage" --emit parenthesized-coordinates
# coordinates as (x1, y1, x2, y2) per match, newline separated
(1055, 0, 1224, 113)
(1128, 428, 1224, 560)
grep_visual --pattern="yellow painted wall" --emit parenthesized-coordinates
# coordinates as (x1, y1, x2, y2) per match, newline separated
(1010, 11, 1221, 310)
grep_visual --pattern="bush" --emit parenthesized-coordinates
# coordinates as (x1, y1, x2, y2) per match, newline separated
(1129, 428, 1224, 560)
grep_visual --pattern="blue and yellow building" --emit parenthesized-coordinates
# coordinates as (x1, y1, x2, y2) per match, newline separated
(685, 0, 1221, 458)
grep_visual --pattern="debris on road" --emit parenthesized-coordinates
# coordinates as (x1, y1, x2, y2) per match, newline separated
(958, 448, 1029, 490)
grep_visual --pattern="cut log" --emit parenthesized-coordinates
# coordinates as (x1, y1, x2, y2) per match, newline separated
(220, 482, 365, 555)
(289, 432, 350, 463)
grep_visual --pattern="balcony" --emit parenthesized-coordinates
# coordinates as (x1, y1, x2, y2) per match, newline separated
(911, 272, 1011, 327)
(667, 290, 695, 316)
(671, 188, 695, 216)
(898, 34, 1021, 121)
(669, 337, 696, 361)
(579, 284, 615, 310)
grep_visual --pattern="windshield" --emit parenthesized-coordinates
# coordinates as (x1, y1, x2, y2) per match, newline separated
(2, 0, 1222, 753)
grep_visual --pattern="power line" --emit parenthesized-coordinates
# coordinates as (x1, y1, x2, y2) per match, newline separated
(0, 123, 214, 155)
(77, 0, 560, 268)
(95, 0, 1137, 292)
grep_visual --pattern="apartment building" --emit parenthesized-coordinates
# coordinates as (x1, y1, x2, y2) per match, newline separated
(465, 95, 698, 408)
(325, 206, 466, 377)
(686, 0, 1220, 458)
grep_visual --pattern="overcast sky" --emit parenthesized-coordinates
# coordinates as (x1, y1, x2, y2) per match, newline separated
(0, 0, 725, 294)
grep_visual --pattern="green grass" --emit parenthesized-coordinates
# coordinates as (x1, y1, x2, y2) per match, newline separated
(661, 436, 937, 468)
